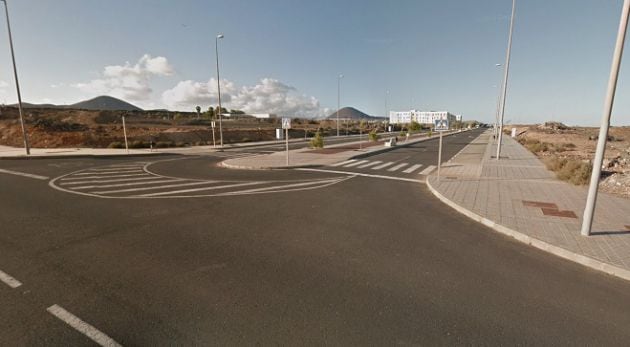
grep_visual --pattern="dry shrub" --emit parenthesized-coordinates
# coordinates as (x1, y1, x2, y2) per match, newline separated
(544, 156, 592, 185)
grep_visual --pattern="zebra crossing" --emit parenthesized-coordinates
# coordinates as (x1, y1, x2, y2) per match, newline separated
(328, 159, 436, 176)
(50, 161, 349, 199)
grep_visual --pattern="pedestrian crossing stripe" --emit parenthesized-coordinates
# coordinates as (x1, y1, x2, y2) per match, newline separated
(327, 160, 435, 175)
(403, 164, 423, 173)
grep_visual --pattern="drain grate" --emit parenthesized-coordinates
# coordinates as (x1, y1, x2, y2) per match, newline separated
(522, 200, 577, 219)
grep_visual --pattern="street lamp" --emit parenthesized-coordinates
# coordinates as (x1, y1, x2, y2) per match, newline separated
(1, 0, 29, 155)
(337, 74, 343, 137)
(493, 63, 503, 139)
(385, 90, 390, 130)
(496, 0, 516, 160)
(215, 33, 224, 148)
(581, 0, 630, 236)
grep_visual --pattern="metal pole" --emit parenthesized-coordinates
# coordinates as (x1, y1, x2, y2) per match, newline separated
(285, 127, 289, 166)
(493, 64, 503, 140)
(122, 115, 129, 154)
(215, 34, 224, 149)
(496, 0, 516, 160)
(437, 130, 443, 181)
(2, 0, 29, 155)
(211, 123, 216, 148)
(337, 74, 342, 137)
(581, 0, 630, 237)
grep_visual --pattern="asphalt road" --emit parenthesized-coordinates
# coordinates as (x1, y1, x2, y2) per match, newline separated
(1, 129, 630, 345)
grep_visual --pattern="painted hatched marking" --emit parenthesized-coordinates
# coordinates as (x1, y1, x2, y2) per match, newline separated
(388, 163, 409, 172)
(138, 181, 265, 197)
(60, 176, 161, 186)
(71, 179, 183, 190)
(357, 161, 382, 168)
(419, 165, 436, 175)
(92, 180, 219, 194)
(372, 162, 395, 170)
(60, 173, 148, 181)
(403, 164, 423, 173)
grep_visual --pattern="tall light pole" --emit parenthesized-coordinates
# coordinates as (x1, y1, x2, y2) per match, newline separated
(215, 33, 224, 148)
(493, 63, 503, 139)
(337, 74, 343, 137)
(385, 90, 390, 127)
(1, 0, 29, 155)
(496, 0, 516, 160)
(581, 0, 630, 237)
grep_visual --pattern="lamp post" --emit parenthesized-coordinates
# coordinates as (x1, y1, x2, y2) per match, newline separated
(496, 0, 516, 160)
(215, 33, 224, 148)
(337, 74, 343, 137)
(493, 63, 503, 139)
(1, 0, 29, 155)
(581, 0, 630, 236)
(385, 90, 390, 131)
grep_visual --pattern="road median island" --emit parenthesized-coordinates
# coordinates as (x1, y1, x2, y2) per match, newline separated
(426, 131, 630, 283)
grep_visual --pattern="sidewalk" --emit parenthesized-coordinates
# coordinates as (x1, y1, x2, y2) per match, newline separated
(427, 131, 630, 281)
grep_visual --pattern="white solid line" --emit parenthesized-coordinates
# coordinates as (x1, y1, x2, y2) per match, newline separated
(419, 165, 436, 175)
(388, 163, 409, 172)
(46, 305, 122, 347)
(0, 269, 22, 288)
(0, 168, 49, 180)
(85, 167, 143, 172)
(61, 173, 148, 181)
(71, 179, 182, 190)
(138, 181, 264, 197)
(372, 162, 394, 170)
(93, 180, 218, 194)
(403, 164, 423, 173)
(330, 159, 357, 167)
(357, 161, 382, 168)
(343, 160, 369, 168)
(73, 170, 143, 176)
(296, 168, 424, 183)
(223, 179, 341, 195)
(60, 176, 160, 186)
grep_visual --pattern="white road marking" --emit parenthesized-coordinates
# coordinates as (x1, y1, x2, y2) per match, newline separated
(357, 161, 382, 168)
(331, 159, 356, 167)
(403, 164, 423, 173)
(0, 269, 22, 288)
(73, 170, 143, 176)
(343, 160, 369, 168)
(47, 305, 122, 347)
(92, 180, 219, 194)
(222, 178, 342, 195)
(83, 167, 143, 172)
(70, 179, 182, 190)
(388, 163, 408, 172)
(372, 162, 395, 170)
(60, 173, 148, 181)
(60, 176, 161, 186)
(0, 168, 49, 180)
(419, 165, 436, 175)
(138, 181, 265, 197)
(296, 168, 424, 183)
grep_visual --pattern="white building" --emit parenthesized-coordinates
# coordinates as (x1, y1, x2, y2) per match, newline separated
(389, 110, 459, 125)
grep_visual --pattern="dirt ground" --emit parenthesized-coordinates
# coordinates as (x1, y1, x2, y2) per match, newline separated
(514, 122, 630, 199)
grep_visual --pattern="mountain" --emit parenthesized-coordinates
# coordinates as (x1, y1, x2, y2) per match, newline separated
(8, 102, 60, 109)
(69, 96, 143, 111)
(326, 107, 384, 120)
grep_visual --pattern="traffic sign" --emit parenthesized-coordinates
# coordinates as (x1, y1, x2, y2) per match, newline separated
(434, 118, 449, 131)
(282, 117, 291, 129)
(211, 121, 216, 128)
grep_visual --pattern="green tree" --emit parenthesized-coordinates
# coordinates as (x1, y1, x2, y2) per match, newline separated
(310, 130, 324, 148)
(409, 120, 421, 132)
(368, 129, 379, 142)
(206, 106, 215, 119)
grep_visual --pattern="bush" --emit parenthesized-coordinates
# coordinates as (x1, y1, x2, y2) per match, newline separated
(310, 131, 324, 148)
(544, 156, 592, 185)
(427, 130, 432, 137)
(129, 140, 149, 148)
(108, 141, 125, 149)
(155, 141, 175, 148)
(368, 129, 379, 142)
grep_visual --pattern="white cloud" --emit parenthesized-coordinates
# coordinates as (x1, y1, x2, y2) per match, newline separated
(162, 77, 327, 117)
(73, 54, 174, 101)
(0, 81, 8, 89)
(161, 78, 235, 110)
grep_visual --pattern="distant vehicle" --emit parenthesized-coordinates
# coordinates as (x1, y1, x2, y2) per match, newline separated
(385, 138, 397, 147)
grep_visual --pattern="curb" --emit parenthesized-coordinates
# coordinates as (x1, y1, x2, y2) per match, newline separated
(218, 160, 321, 170)
(0, 152, 173, 160)
(425, 176, 630, 283)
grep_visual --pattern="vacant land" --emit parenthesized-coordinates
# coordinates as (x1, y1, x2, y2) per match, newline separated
(514, 122, 630, 198)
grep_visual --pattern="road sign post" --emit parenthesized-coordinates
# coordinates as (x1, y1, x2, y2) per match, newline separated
(122, 115, 129, 154)
(211, 121, 216, 148)
(282, 118, 291, 166)
(434, 118, 449, 181)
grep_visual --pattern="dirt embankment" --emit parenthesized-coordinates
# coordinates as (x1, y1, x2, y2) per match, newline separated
(514, 122, 630, 198)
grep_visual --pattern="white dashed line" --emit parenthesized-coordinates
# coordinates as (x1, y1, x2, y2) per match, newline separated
(372, 162, 395, 170)
(0, 168, 49, 180)
(388, 163, 408, 172)
(403, 164, 423, 173)
(0, 269, 22, 288)
(47, 305, 122, 347)
(357, 161, 382, 168)
(420, 165, 436, 175)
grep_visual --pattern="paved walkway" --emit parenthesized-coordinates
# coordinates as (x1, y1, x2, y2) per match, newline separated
(427, 131, 630, 281)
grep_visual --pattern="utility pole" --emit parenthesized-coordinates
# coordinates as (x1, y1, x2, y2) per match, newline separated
(496, 0, 516, 160)
(581, 0, 630, 236)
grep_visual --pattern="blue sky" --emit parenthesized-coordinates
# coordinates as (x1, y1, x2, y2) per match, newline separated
(0, 0, 628, 125)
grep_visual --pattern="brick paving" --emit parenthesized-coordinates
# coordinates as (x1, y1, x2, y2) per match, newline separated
(428, 131, 630, 278)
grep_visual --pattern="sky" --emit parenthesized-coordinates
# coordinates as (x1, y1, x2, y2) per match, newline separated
(0, 0, 628, 125)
